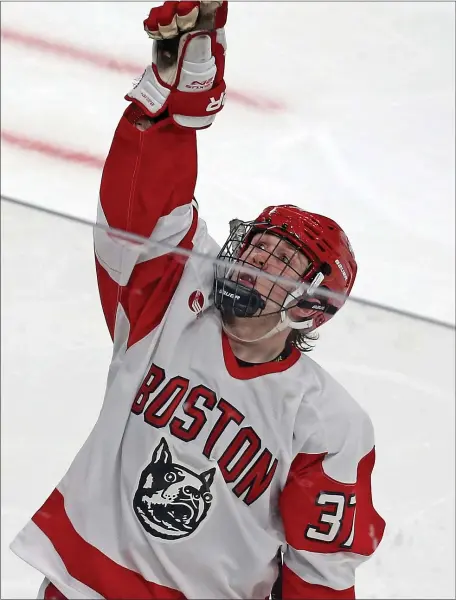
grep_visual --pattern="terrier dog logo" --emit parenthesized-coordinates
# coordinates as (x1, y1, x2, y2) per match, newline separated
(133, 438, 216, 540)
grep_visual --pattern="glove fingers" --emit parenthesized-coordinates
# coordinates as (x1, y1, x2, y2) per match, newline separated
(176, 2, 200, 31)
(145, 1, 200, 40)
(148, 2, 179, 39)
(144, 3, 174, 38)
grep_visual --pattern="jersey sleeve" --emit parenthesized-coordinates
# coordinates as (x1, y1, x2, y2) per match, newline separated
(279, 405, 385, 599)
(94, 105, 199, 348)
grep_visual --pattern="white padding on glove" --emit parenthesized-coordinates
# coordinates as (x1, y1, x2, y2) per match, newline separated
(173, 32, 218, 128)
(177, 34, 216, 92)
(127, 33, 216, 122)
(127, 65, 170, 116)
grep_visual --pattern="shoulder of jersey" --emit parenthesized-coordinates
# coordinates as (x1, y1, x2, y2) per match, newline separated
(293, 353, 374, 453)
(193, 217, 220, 255)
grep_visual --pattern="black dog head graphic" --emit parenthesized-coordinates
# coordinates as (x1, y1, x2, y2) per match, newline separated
(133, 438, 216, 540)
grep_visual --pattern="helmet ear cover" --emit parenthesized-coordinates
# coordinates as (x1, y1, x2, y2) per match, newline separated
(296, 296, 338, 315)
(294, 263, 336, 314)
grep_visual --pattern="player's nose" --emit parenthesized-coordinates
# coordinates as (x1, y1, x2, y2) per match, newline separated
(251, 248, 267, 268)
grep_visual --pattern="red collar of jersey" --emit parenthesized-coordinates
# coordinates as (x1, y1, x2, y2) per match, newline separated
(221, 331, 301, 380)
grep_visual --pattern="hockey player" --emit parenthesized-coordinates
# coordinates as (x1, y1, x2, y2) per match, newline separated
(11, 2, 385, 599)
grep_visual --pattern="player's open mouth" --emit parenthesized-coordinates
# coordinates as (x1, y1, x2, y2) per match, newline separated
(238, 272, 256, 288)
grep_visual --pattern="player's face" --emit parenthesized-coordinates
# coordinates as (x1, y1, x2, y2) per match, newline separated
(236, 232, 310, 315)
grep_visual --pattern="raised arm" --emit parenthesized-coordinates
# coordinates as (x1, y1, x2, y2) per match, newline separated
(94, 1, 227, 346)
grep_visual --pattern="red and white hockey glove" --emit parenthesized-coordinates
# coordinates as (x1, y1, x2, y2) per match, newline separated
(126, 1, 228, 130)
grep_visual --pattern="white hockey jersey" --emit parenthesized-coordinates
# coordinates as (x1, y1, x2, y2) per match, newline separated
(11, 105, 385, 600)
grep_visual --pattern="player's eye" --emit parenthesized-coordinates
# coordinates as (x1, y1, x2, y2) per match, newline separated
(164, 472, 177, 483)
(280, 254, 291, 264)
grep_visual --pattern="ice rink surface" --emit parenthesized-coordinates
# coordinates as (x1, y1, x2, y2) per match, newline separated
(1, 2, 455, 598)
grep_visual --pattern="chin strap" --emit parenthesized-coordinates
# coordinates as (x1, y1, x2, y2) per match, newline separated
(222, 317, 285, 344)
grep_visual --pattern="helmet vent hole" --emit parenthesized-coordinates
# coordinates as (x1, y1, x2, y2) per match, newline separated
(317, 243, 326, 253)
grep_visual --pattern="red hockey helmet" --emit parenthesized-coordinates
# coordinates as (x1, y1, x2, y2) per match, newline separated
(214, 204, 357, 332)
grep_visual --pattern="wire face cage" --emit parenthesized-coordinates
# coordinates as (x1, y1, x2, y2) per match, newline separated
(213, 218, 314, 319)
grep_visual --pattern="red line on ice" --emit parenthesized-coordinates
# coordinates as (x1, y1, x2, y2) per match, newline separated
(1, 27, 285, 112)
(1, 130, 105, 169)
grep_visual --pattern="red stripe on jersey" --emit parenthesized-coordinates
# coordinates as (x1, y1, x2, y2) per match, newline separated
(95, 208, 198, 347)
(33, 489, 186, 600)
(95, 206, 197, 347)
(44, 582, 68, 600)
(282, 564, 355, 600)
(124, 208, 199, 349)
(280, 448, 385, 556)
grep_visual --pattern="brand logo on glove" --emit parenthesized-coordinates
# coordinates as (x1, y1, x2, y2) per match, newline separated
(186, 77, 215, 91)
(140, 91, 157, 109)
(206, 91, 226, 112)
